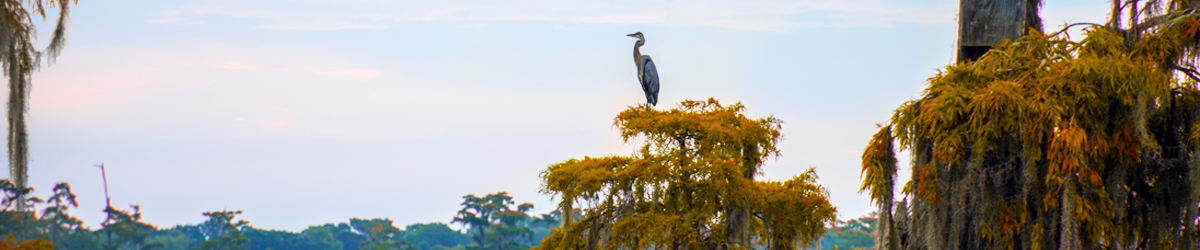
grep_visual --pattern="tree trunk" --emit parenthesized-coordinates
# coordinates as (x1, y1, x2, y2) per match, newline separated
(1058, 175, 1080, 250)
(6, 44, 29, 212)
(1187, 152, 1200, 249)
(957, 0, 1043, 61)
(561, 199, 573, 229)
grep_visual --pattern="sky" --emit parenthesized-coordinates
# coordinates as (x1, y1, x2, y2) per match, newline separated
(17, 0, 1111, 232)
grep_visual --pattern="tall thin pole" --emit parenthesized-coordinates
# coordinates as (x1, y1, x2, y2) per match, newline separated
(96, 163, 111, 246)
(97, 163, 109, 207)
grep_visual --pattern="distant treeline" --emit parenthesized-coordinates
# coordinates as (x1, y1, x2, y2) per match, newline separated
(814, 215, 877, 250)
(145, 215, 553, 250)
(0, 181, 557, 250)
(0, 180, 872, 250)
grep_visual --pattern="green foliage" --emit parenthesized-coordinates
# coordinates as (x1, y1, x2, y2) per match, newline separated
(452, 192, 536, 250)
(0, 180, 40, 241)
(156, 220, 457, 250)
(814, 216, 876, 250)
(400, 223, 467, 250)
(307, 223, 364, 250)
(536, 99, 837, 250)
(39, 183, 100, 250)
(0, 180, 102, 250)
(147, 227, 202, 250)
(243, 227, 346, 250)
(48, 228, 100, 250)
(348, 218, 418, 250)
(193, 210, 249, 250)
(0, 182, 56, 249)
(516, 213, 559, 247)
(40, 183, 80, 245)
(0, 180, 488, 250)
(100, 205, 161, 250)
(299, 226, 343, 250)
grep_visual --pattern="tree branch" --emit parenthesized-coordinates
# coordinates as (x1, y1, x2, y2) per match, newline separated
(1168, 63, 1200, 82)
(1131, 10, 1200, 34)
(1050, 22, 1107, 37)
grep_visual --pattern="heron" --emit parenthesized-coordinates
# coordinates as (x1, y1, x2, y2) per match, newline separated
(627, 32, 659, 106)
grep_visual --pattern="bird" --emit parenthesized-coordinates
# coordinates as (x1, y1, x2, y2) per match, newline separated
(627, 32, 659, 106)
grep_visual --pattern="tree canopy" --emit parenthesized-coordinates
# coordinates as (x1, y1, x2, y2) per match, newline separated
(535, 99, 836, 250)
(194, 210, 249, 250)
(452, 192, 539, 250)
(862, 1, 1200, 249)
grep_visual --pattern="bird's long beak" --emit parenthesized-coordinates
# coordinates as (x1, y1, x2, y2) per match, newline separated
(626, 33, 637, 37)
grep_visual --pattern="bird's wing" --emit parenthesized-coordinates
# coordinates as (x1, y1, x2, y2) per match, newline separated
(641, 56, 660, 105)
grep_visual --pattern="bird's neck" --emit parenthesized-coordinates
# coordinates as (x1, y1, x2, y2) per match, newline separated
(633, 40, 644, 71)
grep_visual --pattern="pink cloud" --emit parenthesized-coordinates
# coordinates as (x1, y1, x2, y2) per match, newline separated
(33, 70, 150, 113)
(208, 62, 379, 78)
(263, 108, 298, 130)
(209, 62, 261, 70)
(294, 68, 381, 78)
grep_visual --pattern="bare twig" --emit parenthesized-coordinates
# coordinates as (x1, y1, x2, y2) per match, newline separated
(1050, 22, 1107, 37)
(1131, 10, 1200, 34)
(1168, 63, 1200, 82)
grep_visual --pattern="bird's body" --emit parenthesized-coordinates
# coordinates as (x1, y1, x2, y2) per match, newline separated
(628, 32, 660, 106)
(638, 56, 659, 106)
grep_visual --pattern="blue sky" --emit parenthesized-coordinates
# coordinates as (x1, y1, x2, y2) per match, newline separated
(21, 0, 1109, 231)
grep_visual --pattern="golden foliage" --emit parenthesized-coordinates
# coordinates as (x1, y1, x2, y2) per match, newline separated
(0, 236, 52, 250)
(867, 12, 1200, 249)
(861, 125, 897, 204)
(536, 99, 836, 250)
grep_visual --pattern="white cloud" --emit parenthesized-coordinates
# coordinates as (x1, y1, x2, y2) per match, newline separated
(157, 0, 957, 32)
(254, 23, 388, 31)
(148, 8, 185, 24)
(148, 7, 207, 25)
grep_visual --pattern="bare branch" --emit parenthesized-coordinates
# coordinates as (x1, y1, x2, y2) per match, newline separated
(1168, 63, 1200, 82)
(1131, 10, 1200, 34)
(1049, 22, 1107, 37)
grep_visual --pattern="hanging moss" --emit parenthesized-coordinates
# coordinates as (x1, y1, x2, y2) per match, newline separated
(863, 2, 1200, 249)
